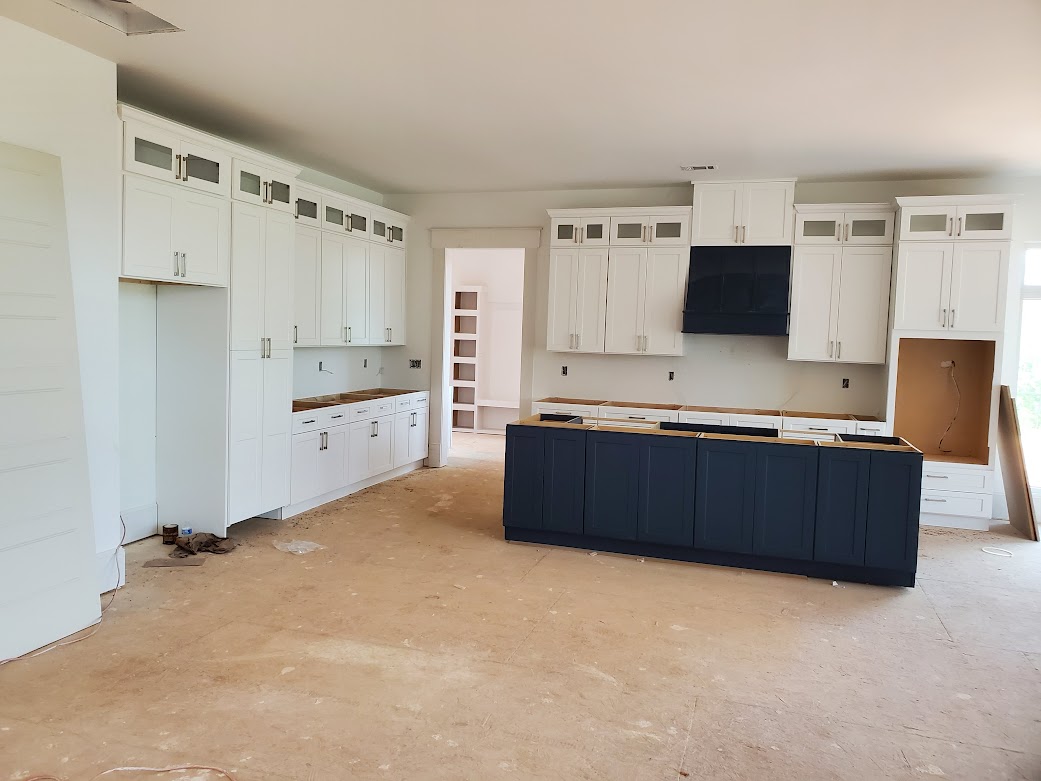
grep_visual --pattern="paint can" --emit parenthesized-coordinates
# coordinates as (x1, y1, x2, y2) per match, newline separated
(162, 524, 179, 545)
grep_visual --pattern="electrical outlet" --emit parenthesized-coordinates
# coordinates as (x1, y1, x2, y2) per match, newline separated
(363, 358, 368, 368)
(668, 371, 675, 381)
(319, 361, 323, 371)
(409, 359, 422, 369)
(842, 378, 849, 388)
(561, 365, 568, 377)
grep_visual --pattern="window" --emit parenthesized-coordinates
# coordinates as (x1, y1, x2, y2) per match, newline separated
(1017, 246, 1041, 486)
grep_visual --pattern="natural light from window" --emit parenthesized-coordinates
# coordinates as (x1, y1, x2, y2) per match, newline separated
(1018, 247, 1041, 487)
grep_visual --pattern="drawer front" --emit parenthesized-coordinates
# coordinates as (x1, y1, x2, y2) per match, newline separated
(375, 400, 395, 416)
(730, 414, 781, 430)
(920, 490, 992, 518)
(396, 396, 412, 411)
(535, 404, 595, 418)
(413, 392, 429, 408)
(921, 467, 992, 493)
(292, 411, 322, 434)
(783, 418, 855, 435)
(602, 409, 675, 423)
(679, 412, 728, 426)
(349, 403, 378, 422)
(855, 421, 890, 436)
(320, 406, 350, 427)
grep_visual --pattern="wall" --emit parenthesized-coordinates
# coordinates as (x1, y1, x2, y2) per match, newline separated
(292, 346, 385, 398)
(297, 167, 384, 207)
(0, 18, 122, 585)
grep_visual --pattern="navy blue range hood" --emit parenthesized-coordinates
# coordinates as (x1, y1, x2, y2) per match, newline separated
(682, 245, 791, 335)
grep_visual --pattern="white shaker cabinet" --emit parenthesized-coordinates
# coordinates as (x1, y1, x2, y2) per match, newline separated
(293, 226, 321, 346)
(320, 232, 348, 346)
(230, 202, 294, 352)
(550, 216, 611, 247)
(123, 119, 231, 198)
(343, 236, 370, 345)
(232, 159, 295, 215)
(383, 246, 407, 345)
(788, 246, 841, 361)
(604, 246, 685, 356)
(294, 187, 323, 229)
(894, 242, 952, 331)
(546, 247, 609, 353)
(393, 408, 429, 469)
(348, 415, 395, 484)
(692, 180, 795, 246)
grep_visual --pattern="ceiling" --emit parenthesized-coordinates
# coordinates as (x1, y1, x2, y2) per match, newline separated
(3, 0, 1041, 194)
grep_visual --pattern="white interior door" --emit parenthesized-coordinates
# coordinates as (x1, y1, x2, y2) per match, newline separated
(641, 247, 685, 356)
(122, 175, 178, 282)
(787, 246, 839, 361)
(894, 242, 953, 331)
(293, 226, 321, 346)
(263, 210, 294, 351)
(229, 201, 265, 350)
(546, 249, 577, 351)
(343, 236, 369, 345)
(948, 242, 1007, 332)
(0, 142, 100, 660)
(834, 246, 891, 363)
(604, 247, 645, 354)
(575, 247, 608, 353)
(320, 233, 346, 346)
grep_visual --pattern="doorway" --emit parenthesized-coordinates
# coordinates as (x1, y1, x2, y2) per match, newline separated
(1016, 245, 1041, 491)
(445, 248, 525, 456)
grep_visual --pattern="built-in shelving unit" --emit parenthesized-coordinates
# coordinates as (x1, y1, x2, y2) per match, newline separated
(451, 287, 481, 431)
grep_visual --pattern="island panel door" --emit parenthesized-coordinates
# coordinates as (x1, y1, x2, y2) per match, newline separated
(503, 426, 544, 530)
(584, 431, 641, 541)
(693, 438, 756, 553)
(814, 448, 869, 565)
(542, 428, 586, 534)
(637, 437, 697, 546)
(864, 451, 922, 572)
(752, 442, 818, 561)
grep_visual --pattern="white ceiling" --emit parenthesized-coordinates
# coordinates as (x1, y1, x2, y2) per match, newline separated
(4, 0, 1041, 194)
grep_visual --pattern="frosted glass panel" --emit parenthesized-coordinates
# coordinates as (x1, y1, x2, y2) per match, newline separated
(373, 220, 386, 238)
(964, 212, 1005, 232)
(239, 170, 262, 197)
(325, 206, 344, 226)
(391, 226, 404, 242)
(134, 137, 173, 171)
(350, 213, 367, 232)
(585, 223, 603, 239)
(616, 222, 643, 239)
(270, 180, 291, 205)
(850, 219, 886, 237)
(909, 213, 947, 233)
(803, 219, 837, 237)
(556, 224, 575, 240)
(297, 198, 318, 220)
(655, 222, 682, 239)
(185, 155, 219, 184)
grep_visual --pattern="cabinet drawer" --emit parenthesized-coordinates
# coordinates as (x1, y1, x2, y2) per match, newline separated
(679, 412, 728, 426)
(921, 466, 992, 493)
(601, 409, 676, 423)
(920, 490, 992, 518)
(349, 403, 378, 422)
(782, 417, 855, 436)
(396, 396, 412, 411)
(534, 404, 595, 419)
(854, 420, 890, 436)
(730, 414, 781, 430)
(319, 407, 350, 427)
(293, 412, 322, 434)
(375, 400, 395, 416)
(413, 392, 429, 408)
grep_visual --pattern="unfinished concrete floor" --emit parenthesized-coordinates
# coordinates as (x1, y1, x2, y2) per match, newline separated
(4, 433, 1041, 780)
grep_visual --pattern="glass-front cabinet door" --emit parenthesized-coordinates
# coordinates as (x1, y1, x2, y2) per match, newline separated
(610, 216, 650, 246)
(346, 206, 369, 239)
(579, 217, 610, 246)
(371, 216, 388, 242)
(551, 217, 581, 246)
(899, 205, 957, 241)
(844, 211, 894, 244)
(232, 159, 294, 213)
(956, 204, 1013, 240)
(323, 195, 350, 232)
(124, 122, 180, 183)
(179, 140, 230, 197)
(266, 173, 294, 215)
(795, 212, 843, 244)
(648, 215, 690, 246)
(295, 188, 322, 228)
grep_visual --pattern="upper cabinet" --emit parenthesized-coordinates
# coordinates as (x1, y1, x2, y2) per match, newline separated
(550, 216, 611, 247)
(548, 208, 692, 248)
(795, 206, 894, 245)
(232, 159, 295, 215)
(898, 200, 1013, 242)
(322, 194, 371, 239)
(692, 180, 796, 246)
(371, 211, 407, 245)
(294, 187, 323, 229)
(123, 120, 230, 198)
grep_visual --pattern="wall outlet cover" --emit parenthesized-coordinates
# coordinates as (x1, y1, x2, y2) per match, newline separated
(561, 366, 567, 376)
(363, 359, 368, 368)
(842, 378, 850, 388)
(668, 371, 675, 381)
(410, 359, 422, 369)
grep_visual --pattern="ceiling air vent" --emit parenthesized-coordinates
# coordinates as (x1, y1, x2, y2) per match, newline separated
(680, 165, 716, 172)
(50, 0, 182, 35)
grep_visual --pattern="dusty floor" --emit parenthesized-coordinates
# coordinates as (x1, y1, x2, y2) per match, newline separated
(3, 433, 1041, 780)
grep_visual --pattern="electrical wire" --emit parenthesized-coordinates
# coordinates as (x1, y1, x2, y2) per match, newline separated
(938, 360, 960, 453)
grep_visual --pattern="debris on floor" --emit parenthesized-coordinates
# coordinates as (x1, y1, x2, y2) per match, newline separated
(273, 539, 325, 555)
(144, 557, 206, 568)
(170, 533, 239, 558)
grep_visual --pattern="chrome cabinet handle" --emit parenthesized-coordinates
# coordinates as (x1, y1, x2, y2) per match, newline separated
(173, 250, 180, 277)
(375, 420, 379, 436)
(344, 326, 348, 343)
(302, 419, 316, 425)
(580, 225, 585, 244)
(950, 309, 955, 328)
(925, 474, 949, 479)
(180, 252, 186, 277)
(345, 214, 353, 232)
(943, 308, 948, 327)
(175, 154, 182, 180)
(331, 414, 344, 420)
(836, 223, 841, 241)
(348, 326, 352, 343)
(828, 340, 833, 357)
(957, 217, 962, 236)
(628, 415, 646, 420)
(294, 201, 299, 219)
(808, 427, 829, 431)
(294, 325, 298, 344)
(837, 341, 841, 359)
(923, 497, 947, 503)
(389, 327, 393, 342)
(844, 223, 849, 241)
(734, 225, 739, 243)
(573, 225, 578, 244)
(948, 217, 953, 236)
(649, 223, 654, 243)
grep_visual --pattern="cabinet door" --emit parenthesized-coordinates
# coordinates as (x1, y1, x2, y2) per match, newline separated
(123, 122, 179, 183)
(542, 428, 585, 534)
(347, 205, 370, 240)
(179, 140, 230, 198)
(693, 438, 756, 553)
(692, 183, 742, 245)
(230, 201, 266, 350)
(834, 246, 891, 364)
(899, 205, 956, 241)
(266, 174, 294, 215)
(393, 411, 411, 469)
(367, 243, 387, 344)
(814, 448, 869, 565)
(741, 181, 795, 245)
(294, 188, 322, 229)
(642, 247, 686, 356)
(176, 188, 230, 287)
(371, 214, 389, 243)
(794, 212, 843, 245)
(384, 246, 406, 345)
(228, 350, 263, 524)
(955, 204, 1012, 241)
(580, 216, 610, 246)
(610, 216, 649, 246)
(293, 226, 321, 346)
(546, 249, 577, 352)
(263, 210, 295, 350)
(343, 236, 369, 345)
(319, 426, 348, 495)
(290, 431, 321, 506)
(232, 160, 268, 207)
(864, 451, 921, 572)
(319, 233, 347, 345)
(348, 420, 372, 484)
(410, 409, 429, 463)
(369, 415, 394, 475)
(574, 248, 609, 352)
(637, 437, 697, 546)
(844, 211, 894, 245)
(551, 217, 581, 247)
(260, 350, 292, 512)
(752, 443, 817, 560)
(648, 214, 690, 247)
(584, 432, 640, 541)
(948, 242, 1007, 333)
(604, 247, 645, 354)
(122, 175, 177, 282)
(323, 197, 349, 233)
(503, 425, 544, 529)
(787, 246, 839, 361)
(894, 242, 953, 331)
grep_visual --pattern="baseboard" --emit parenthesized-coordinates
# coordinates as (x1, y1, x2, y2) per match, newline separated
(277, 461, 425, 520)
(920, 513, 992, 531)
(96, 545, 126, 594)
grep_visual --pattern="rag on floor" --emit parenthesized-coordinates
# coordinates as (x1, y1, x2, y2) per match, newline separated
(170, 532, 238, 558)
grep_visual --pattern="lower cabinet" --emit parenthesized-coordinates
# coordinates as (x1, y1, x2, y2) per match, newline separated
(542, 428, 586, 534)
(393, 409, 429, 468)
(290, 425, 348, 506)
(864, 451, 922, 571)
(584, 431, 696, 544)
(752, 442, 817, 560)
(503, 425, 545, 529)
(349, 414, 394, 483)
(693, 438, 756, 553)
(814, 448, 870, 565)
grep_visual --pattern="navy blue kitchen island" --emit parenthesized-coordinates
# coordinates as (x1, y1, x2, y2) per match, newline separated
(503, 415, 923, 587)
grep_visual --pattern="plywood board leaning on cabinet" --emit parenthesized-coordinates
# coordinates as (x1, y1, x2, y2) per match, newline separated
(998, 386, 1038, 541)
(892, 338, 994, 465)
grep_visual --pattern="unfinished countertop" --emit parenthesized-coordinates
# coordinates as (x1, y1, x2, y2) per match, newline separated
(535, 397, 881, 422)
(292, 388, 425, 413)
